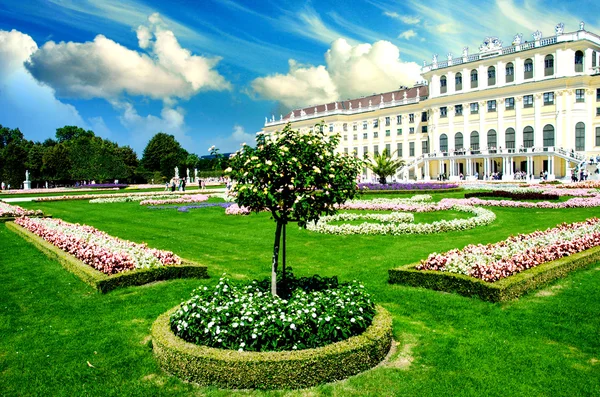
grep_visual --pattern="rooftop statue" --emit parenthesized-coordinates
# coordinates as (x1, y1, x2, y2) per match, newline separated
(532, 30, 543, 41)
(512, 33, 523, 45)
(462, 47, 468, 57)
(580, 21, 585, 30)
(479, 37, 502, 52)
(555, 23, 564, 35)
(447, 53, 452, 61)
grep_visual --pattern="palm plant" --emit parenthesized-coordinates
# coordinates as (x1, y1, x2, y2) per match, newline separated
(367, 149, 405, 184)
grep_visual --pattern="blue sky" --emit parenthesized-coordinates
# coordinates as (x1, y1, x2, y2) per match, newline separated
(0, 0, 597, 156)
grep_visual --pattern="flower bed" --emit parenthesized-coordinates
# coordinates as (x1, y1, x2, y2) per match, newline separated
(74, 183, 128, 189)
(359, 182, 459, 191)
(307, 205, 495, 235)
(439, 195, 600, 209)
(89, 195, 179, 204)
(139, 194, 210, 206)
(464, 190, 559, 201)
(0, 202, 43, 220)
(35, 190, 221, 202)
(7, 220, 208, 292)
(149, 202, 234, 212)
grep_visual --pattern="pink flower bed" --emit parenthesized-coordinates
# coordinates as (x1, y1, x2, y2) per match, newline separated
(439, 195, 600, 209)
(14, 217, 181, 275)
(0, 202, 43, 217)
(225, 204, 252, 215)
(417, 218, 600, 282)
(139, 194, 210, 206)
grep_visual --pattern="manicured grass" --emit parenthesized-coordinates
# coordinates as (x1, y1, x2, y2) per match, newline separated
(2, 196, 600, 395)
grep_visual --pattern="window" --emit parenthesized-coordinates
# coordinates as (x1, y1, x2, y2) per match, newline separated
(363, 121, 367, 130)
(597, 107, 600, 116)
(506, 62, 514, 83)
(397, 128, 402, 135)
(576, 89, 585, 103)
(470, 102, 479, 114)
(422, 126, 428, 133)
(440, 106, 447, 117)
(363, 146, 368, 158)
(470, 131, 480, 150)
(385, 144, 391, 155)
(593, 51, 597, 68)
(422, 140, 429, 154)
(344, 148, 348, 154)
(439, 134, 448, 152)
(505, 128, 516, 149)
(523, 95, 534, 108)
(385, 130, 390, 137)
(543, 92, 554, 105)
(543, 124, 555, 147)
(487, 100, 497, 112)
(409, 113, 415, 123)
(523, 126, 534, 148)
(575, 50, 584, 72)
(455, 104, 463, 116)
(576, 122, 585, 150)
(409, 142, 415, 157)
(343, 123, 348, 131)
(353, 147, 358, 156)
(373, 131, 378, 138)
(353, 123, 357, 131)
(329, 124, 333, 132)
(544, 55, 554, 76)
(397, 142, 403, 157)
(524, 59, 533, 79)
(344, 135, 348, 141)
(488, 66, 496, 86)
(374, 145, 379, 156)
(385, 116, 390, 126)
(455, 73, 463, 90)
(363, 133, 368, 139)
(353, 134, 357, 140)
(440, 75, 447, 94)
(373, 119, 379, 128)
(505, 97, 515, 110)
(487, 129, 497, 148)
(470, 69, 478, 88)
(455, 132, 464, 150)
(397, 115, 402, 124)
(597, 88, 600, 101)
(596, 127, 600, 146)
(421, 112, 428, 122)
(409, 127, 415, 134)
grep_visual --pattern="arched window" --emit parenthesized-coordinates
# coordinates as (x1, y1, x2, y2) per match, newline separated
(544, 55, 554, 76)
(543, 125, 555, 147)
(505, 128, 515, 149)
(576, 122, 585, 150)
(506, 62, 514, 83)
(440, 134, 448, 152)
(455, 73, 462, 90)
(470, 131, 480, 150)
(440, 75, 447, 94)
(487, 129, 497, 148)
(524, 59, 534, 79)
(470, 70, 478, 88)
(575, 50, 584, 72)
(487, 66, 496, 86)
(523, 126, 534, 148)
(455, 132, 464, 150)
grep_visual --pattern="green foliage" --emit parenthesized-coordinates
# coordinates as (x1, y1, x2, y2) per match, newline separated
(254, 267, 339, 299)
(153, 305, 392, 389)
(55, 126, 95, 143)
(388, 245, 600, 302)
(367, 149, 405, 184)
(141, 132, 188, 180)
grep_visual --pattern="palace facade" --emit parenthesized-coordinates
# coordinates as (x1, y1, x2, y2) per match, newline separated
(263, 23, 600, 181)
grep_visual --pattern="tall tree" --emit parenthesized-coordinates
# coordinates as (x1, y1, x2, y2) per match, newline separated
(141, 133, 188, 179)
(226, 123, 362, 296)
(55, 126, 94, 143)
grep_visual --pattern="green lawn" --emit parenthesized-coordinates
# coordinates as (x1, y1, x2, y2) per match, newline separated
(1, 196, 599, 396)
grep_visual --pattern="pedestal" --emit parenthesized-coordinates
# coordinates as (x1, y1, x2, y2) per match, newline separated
(23, 181, 31, 190)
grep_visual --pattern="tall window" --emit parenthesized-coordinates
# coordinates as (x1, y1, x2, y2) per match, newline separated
(593, 51, 597, 68)
(505, 97, 515, 110)
(385, 116, 390, 126)
(409, 113, 415, 123)
(487, 129, 497, 148)
(470, 69, 478, 88)
(597, 88, 600, 101)
(440, 106, 447, 117)
(397, 115, 402, 124)
(440, 134, 448, 152)
(524, 59, 534, 79)
(329, 124, 333, 132)
(455, 73, 463, 90)
(373, 131, 378, 138)
(374, 145, 379, 156)
(455, 132, 464, 150)
(487, 100, 497, 112)
(575, 122, 585, 150)
(544, 55, 554, 76)
(373, 119, 379, 128)
(543, 92, 554, 105)
(543, 124, 555, 147)
(386, 143, 391, 155)
(596, 127, 600, 146)
(409, 142, 415, 157)
(353, 123, 357, 131)
(506, 62, 514, 83)
(343, 123, 348, 131)
(487, 66, 496, 86)
(363, 121, 367, 130)
(455, 104, 463, 116)
(397, 128, 402, 135)
(421, 112, 428, 122)
(409, 127, 415, 134)
(523, 126, 534, 148)
(523, 95, 534, 108)
(576, 89, 585, 103)
(505, 128, 516, 149)
(397, 143, 403, 157)
(470, 131, 480, 150)
(440, 75, 447, 94)
(470, 102, 479, 114)
(421, 140, 429, 154)
(385, 130, 390, 137)
(575, 50, 584, 72)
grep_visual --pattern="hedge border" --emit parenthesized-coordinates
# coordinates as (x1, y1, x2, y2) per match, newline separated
(152, 305, 393, 390)
(6, 222, 209, 293)
(359, 187, 463, 195)
(388, 245, 600, 302)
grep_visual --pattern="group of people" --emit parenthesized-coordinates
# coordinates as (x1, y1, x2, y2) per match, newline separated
(0, 182, 10, 190)
(165, 178, 187, 192)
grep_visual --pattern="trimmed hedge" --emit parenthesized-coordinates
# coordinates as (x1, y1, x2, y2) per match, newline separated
(464, 190, 559, 200)
(152, 305, 393, 390)
(360, 187, 463, 195)
(388, 245, 600, 302)
(6, 222, 209, 293)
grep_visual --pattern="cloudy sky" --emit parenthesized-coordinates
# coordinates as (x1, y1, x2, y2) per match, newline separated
(0, 0, 597, 155)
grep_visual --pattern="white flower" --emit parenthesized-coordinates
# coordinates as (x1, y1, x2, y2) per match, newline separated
(290, 323, 296, 330)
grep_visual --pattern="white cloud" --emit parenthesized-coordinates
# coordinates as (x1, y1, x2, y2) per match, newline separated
(25, 13, 231, 104)
(251, 38, 421, 108)
(399, 29, 417, 40)
(384, 12, 421, 25)
(209, 124, 256, 153)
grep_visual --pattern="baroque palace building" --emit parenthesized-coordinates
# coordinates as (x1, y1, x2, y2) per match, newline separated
(263, 22, 600, 181)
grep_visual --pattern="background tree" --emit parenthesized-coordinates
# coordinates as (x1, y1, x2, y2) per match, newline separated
(141, 133, 188, 179)
(55, 126, 94, 143)
(226, 123, 362, 296)
(367, 149, 405, 184)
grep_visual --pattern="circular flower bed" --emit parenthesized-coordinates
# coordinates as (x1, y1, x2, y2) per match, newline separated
(152, 275, 392, 389)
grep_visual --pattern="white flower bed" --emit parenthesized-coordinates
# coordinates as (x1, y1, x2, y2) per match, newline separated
(0, 201, 43, 217)
(89, 195, 178, 204)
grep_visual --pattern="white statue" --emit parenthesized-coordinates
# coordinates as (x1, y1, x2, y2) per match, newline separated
(462, 47, 468, 57)
(579, 21, 585, 31)
(194, 168, 198, 180)
(368, 99, 372, 107)
(423, 60, 427, 66)
(349, 102, 352, 110)
(335, 102, 338, 110)
(432, 54, 438, 64)
(25, 170, 29, 182)
(532, 30, 542, 41)
(380, 95, 384, 103)
(187, 168, 190, 179)
(392, 93, 395, 101)
(555, 23, 564, 35)
(479, 37, 502, 52)
(512, 33, 523, 45)
(447, 53, 452, 62)
(174, 166, 179, 179)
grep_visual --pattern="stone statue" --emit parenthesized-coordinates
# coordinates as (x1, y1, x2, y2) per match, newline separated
(447, 53, 452, 62)
(555, 23, 564, 35)
(174, 166, 179, 179)
(392, 93, 395, 101)
(368, 99, 372, 107)
(25, 170, 29, 182)
(512, 33, 523, 45)
(335, 102, 338, 110)
(462, 47, 468, 57)
(579, 21, 585, 31)
(265, 117, 268, 124)
(532, 30, 542, 41)
(380, 95, 384, 103)
(479, 37, 502, 52)
(194, 168, 198, 180)
(187, 168, 190, 179)
(349, 102, 352, 110)
(432, 54, 438, 64)
(423, 60, 427, 67)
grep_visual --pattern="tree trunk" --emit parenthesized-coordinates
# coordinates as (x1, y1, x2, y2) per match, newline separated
(282, 222, 287, 286)
(271, 221, 283, 296)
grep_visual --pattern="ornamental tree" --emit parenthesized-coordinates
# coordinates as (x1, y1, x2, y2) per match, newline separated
(367, 149, 405, 184)
(226, 123, 363, 296)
